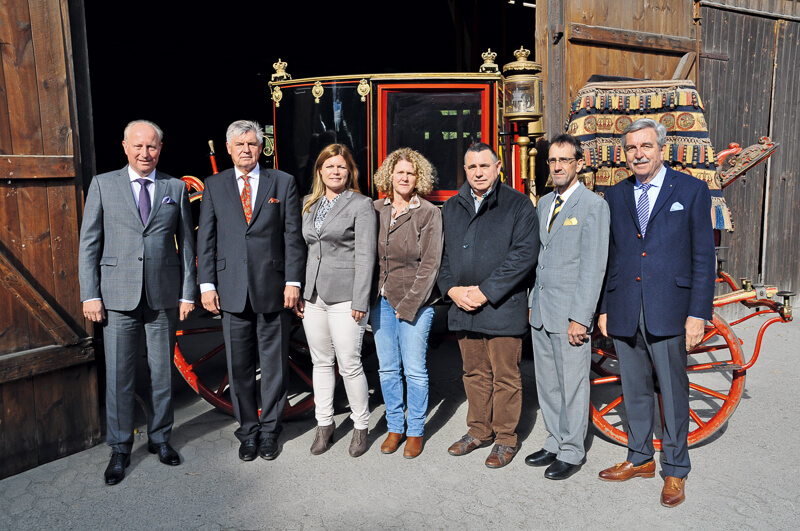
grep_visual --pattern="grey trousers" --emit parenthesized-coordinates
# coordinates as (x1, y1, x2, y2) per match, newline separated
(104, 301, 177, 454)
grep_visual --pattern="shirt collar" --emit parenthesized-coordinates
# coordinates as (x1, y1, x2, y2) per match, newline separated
(235, 164, 260, 180)
(383, 194, 421, 210)
(128, 166, 155, 182)
(555, 179, 580, 204)
(635, 164, 667, 190)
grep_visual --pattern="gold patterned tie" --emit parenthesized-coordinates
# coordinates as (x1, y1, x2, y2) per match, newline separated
(548, 195, 563, 232)
(240, 174, 252, 224)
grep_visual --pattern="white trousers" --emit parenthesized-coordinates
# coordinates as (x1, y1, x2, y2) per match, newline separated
(303, 295, 370, 429)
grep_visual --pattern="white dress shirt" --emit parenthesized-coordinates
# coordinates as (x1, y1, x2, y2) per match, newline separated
(547, 178, 581, 223)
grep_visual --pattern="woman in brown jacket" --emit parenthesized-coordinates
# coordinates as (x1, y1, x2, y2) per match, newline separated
(371, 148, 443, 459)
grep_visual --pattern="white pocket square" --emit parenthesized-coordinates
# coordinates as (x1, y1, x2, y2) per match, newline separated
(670, 202, 684, 211)
(162, 196, 176, 204)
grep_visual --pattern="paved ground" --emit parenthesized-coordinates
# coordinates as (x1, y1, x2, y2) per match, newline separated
(1, 313, 797, 530)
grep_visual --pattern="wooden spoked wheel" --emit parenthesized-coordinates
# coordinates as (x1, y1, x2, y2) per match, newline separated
(174, 319, 317, 420)
(590, 312, 746, 448)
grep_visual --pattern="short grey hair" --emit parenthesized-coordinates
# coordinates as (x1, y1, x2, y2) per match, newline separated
(123, 120, 163, 142)
(226, 120, 264, 145)
(621, 118, 667, 150)
(464, 142, 499, 164)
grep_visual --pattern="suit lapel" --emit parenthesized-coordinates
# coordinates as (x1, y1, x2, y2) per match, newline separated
(145, 173, 168, 229)
(548, 183, 584, 242)
(223, 170, 248, 225)
(249, 167, 274, 226)
(117, 166, 142, 224)
(649, 168, 677, 224)
(319, 190, 352, 234)
(622, 177, 641, 232)
(539, 193, 553, 242)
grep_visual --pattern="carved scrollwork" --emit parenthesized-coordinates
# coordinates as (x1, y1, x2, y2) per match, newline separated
(357, 79, 370, 102)
(312, 81, 324, 104)
(271, 86, 283, 107)
(718, 136, 779, 189)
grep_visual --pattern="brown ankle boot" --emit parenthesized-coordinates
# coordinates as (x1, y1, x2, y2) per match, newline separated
(310, 422, 335, 455)
(349, 428, 368, 457)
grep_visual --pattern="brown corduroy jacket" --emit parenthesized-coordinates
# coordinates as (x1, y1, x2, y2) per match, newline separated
(373, 197, 443, 322)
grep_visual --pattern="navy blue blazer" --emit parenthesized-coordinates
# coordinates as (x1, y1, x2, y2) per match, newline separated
(601, 167, 716, 337)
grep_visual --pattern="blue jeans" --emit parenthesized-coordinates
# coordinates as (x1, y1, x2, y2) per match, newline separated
(371, 297, 434, 437)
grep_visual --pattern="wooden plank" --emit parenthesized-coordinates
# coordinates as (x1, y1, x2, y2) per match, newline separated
(0, 46, 12, 154)
(47, 181, 85, 335)
(33, 369, 68, 463)
(0, 246, 81, 346)
(0, 343, 93, 384)
(0, 0, 44, 154)
(568, 22, 697, 54)
(700, 0, 800, 22)
(29, 0, 72, 156)
(59, 362, 101, 455)
(0, 180, 30, 353)
(672, 52, 697, 78)
(547, 0, 566, 139)
(0, 377, 39, 479)
(0, 154, 76, 178)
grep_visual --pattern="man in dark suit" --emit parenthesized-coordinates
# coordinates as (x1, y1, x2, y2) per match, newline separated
(438, 143, 538, 469)
(597, 119, 716, 507)
(79, 120, 196, 485)
(196, 120, 305, 462)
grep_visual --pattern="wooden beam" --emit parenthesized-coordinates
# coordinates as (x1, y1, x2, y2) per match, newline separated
(0, 155, 76, 179)
(0, 248, 82, 346)
(0, 342, 93, 384)
(672, 52, 697, 79)
(568, 23, 696, 54)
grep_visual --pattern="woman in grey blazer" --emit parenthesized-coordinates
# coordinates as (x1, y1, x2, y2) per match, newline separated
(298, 144, 377, 457)
(371, 148, 442, 459)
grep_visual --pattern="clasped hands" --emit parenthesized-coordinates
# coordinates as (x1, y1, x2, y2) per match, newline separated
(448, 285, 488, 312)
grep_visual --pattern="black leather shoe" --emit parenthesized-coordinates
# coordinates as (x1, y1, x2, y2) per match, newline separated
(104, 452, 131, 486)
(258, 437, 279, 460)
(238, 438, 258, 461)
(525, 448, 557, 467)
(545, 459, 582, 480)
(147, 441, 180, 466)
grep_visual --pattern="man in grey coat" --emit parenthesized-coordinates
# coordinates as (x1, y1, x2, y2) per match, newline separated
(526, 134, 610, 480)
(79, 120, 196, 485)
(438, 143, 538, 469)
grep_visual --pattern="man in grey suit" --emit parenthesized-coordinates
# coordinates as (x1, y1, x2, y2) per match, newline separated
(79, 120, 196, 486)
(197, 120, 305, 462)
(526, 134, 610, 480)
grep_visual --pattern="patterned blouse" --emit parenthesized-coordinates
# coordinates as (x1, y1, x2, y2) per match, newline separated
(314, 194, 341, 235)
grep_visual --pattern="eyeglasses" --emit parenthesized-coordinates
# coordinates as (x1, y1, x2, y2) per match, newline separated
(547, 157, 577, 166)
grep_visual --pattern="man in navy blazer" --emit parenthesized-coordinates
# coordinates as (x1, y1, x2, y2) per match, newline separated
(196, 120, 305, 462)
(597, 119, 715, 508)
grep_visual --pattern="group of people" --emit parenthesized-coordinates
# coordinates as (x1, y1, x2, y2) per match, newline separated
(79, 117, 715, 509)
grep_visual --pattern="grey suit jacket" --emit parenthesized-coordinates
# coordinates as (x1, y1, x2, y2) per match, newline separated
(302, 190, 377, 312)
(529, 182, 610, 333)
(196, 166, 306, 314)
(79, 166, 197, 311)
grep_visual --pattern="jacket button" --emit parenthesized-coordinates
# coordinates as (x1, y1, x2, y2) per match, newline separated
(138, 257, 143, 261)
(539, 285, 544, 290)
(543, 245, 548, 250)
(244, 260, 247, 264)
(246, 235, 250, 240)
(463, 244, 468, 248)
(540, 265, 544, 270)
(317, 256, 320, 260)
(642, 252, 647, 257)
(636, 276, 641, 282)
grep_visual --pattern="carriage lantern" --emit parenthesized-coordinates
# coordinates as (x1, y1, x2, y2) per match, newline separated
(502, 47, 544, 204)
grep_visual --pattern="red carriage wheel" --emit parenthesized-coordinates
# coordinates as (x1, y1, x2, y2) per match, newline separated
(174, 319, 317, 419)
(590, 312, 746, 448)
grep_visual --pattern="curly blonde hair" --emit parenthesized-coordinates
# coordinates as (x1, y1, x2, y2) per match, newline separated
(373, 148, 436, 200)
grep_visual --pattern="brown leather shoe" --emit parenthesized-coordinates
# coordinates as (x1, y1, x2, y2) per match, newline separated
(447, 434, 492, 456)
(598, 460, 656, 481)
(661, 476, 686, 508)
(381, 432, 403, 454)
(310, 422, 335, 455)
(349, 428, 368, 458)
(485, 444, 518, 468)
(403, 436, 423, 459)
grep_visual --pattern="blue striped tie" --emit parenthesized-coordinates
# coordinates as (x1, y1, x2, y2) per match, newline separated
(637, 183, 652, 236)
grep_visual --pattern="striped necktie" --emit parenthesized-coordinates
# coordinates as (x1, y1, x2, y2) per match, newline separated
(637, 182, 652, 236)
(548, 195, 563, 232)
(240, 174, 252, 224)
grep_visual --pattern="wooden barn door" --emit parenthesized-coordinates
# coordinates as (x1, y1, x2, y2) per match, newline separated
(699, 2, 800, 319)
(0, 0, 100, 479)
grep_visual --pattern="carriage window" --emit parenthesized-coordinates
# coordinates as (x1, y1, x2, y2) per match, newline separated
(381, 88, 489, 200)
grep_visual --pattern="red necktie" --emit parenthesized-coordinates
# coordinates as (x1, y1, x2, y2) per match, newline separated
(240, 174, 252, 224)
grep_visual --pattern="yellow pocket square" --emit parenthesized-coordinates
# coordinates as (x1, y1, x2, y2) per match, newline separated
(563, 217, 578, 226)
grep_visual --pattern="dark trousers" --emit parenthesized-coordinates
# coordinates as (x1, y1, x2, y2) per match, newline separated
(613, 309, 691, 479)
(222, 298, 289, 442)
(104, 297, 177, 454)
(456, 332, 523, 447)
